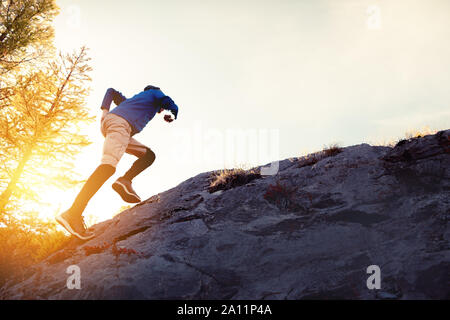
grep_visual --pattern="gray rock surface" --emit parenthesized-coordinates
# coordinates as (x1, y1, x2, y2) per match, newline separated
(1, 130, 449, 299)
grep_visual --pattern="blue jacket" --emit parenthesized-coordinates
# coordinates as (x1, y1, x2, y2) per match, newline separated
(100, 87, 178, 134)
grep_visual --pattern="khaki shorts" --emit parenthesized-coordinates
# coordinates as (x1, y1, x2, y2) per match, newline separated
(100, 113, 149, 167)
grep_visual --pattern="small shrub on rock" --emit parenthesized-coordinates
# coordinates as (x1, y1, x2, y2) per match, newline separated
(208, 168, 261, 193)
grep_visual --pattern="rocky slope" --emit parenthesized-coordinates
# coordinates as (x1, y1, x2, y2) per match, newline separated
(1, 130, 449, 299)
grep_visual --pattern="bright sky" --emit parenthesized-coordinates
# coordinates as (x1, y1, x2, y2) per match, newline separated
(44, 0, 450, 224)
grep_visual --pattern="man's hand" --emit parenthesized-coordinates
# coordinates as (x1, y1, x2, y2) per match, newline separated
(164, 114, 174, 123)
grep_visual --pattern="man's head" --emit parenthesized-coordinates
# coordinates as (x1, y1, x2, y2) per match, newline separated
(144, 85, 160, 91)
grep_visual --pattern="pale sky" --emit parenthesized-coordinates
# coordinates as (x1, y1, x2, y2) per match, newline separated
(44, 0, 450, 224)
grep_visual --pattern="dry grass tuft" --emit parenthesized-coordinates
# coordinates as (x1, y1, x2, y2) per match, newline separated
(208, 167, 261, 193)
(323, 143, 343, 157)
(297, 143, 343, 168)
(371, 127, 440, 147)
(394, 127, 439, 148)
(404, 127, 437, 140)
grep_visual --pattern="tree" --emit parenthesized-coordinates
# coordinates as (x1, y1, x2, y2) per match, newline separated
(0, 0, 58, 107)
(0, 0, 57, 72)
(0, 47, 94, 215)
(0, 0, 93, 285)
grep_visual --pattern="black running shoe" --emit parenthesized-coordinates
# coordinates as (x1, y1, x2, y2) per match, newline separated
(112, 177, 141, 203)
(56, 210, 95, 241)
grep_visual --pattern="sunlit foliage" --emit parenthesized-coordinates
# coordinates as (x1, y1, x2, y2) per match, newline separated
(0, 0, 93, 285)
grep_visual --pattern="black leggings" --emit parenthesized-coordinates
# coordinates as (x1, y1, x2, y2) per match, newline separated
(68, 148, 155, 217)
(123, 148, 155, 181)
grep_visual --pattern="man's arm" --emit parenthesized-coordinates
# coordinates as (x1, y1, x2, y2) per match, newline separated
(100, 88, 127, 111)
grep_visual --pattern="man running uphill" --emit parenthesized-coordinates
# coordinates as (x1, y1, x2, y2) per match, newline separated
(56, 85, 178, 240)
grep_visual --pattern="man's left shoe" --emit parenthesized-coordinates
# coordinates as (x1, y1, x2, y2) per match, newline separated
(112, 177, 141, 203)
(56, 210, 95, 241)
